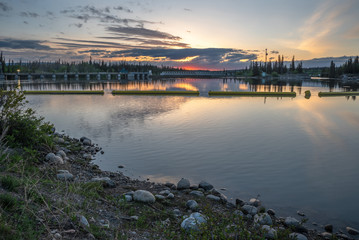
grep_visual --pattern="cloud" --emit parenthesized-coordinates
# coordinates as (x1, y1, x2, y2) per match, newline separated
(0, 2, 11, 12)
(0, 38, 52, 50)
(107, 26, 181, 40)
(69, 23, 83, 28)
(20, 11, 39, 18)
(270, 50, 279, 54)
(184, 8, 192, 12)
(99, 36, 189, 48)
(53, 38, 137, 49)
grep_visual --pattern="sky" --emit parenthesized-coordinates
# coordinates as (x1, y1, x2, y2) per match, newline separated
(0, 0, 358, 70)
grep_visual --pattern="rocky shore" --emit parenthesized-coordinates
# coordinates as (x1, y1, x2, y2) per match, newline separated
(2, 132, 359, 240)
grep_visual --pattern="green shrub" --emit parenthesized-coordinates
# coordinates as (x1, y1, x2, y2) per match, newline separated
(0, 175, 19, 192)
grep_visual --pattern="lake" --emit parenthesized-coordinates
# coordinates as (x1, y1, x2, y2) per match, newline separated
(3, 77, 359, 231)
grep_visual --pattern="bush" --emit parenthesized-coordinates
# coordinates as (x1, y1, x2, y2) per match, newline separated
(0, 90, 54, 151)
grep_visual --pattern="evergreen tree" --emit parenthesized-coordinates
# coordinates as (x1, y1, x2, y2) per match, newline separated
(290, 56, 295, 72)
(296, 61, 303, 73)
(329, 61, 336, 78)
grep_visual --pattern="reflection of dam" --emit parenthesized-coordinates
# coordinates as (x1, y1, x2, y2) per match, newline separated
(160, 70, 236, 77)
(1, 71, 152, 81)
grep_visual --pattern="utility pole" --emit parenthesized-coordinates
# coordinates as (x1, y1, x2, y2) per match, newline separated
(265, 48, 268, 73)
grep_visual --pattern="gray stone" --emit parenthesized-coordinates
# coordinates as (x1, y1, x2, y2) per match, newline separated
(321, 232, 332, 239)
(198, 181, 214, 191)
(133, 190, 155, 203)
(54, 137, 65, 144)
(262, 225, 277, 239)
(173, 208, 181, 217)
(346, 227, 359, 235)
(80, 137, 92, 146)
(80, 215, 89, 228)
(57, 170, 74, 181)
(284, 217, 300, 227)
(56, 150, 66, 159)
(83, 153, 92, 161)
(45, 153, 64, 165)
(336, 233, 350, 239)
(155, 194, 166, 200)
(249, 198, 261, 207)
(186, 200, 199, 211)
(267, 209, 276, 216)
(254, 213, 273, 225)
(130, 216, 139, 221)
(159, 190, 170, 196)
(189, 190, 204, 197)
(289, 233, 308, 240)
(233, 210, 244, 217)
(124, 195, 132, 202)
(167, 193, 174, 199)
(177, 178, 190, 190)
(236, 198, 245, 207)
(99, 219, 110, 228)
(125, 191, 134, 196)
(165, 182, 175, 188)
(219, 193, 228, 202)
(324, 224, 333, 233)
(206, 194, 221, 201)
(91, 177, 115, 188)
(241, 204, 258, 216)
(190, 185, 199, 190)
(53, 233, 62, 240)
(181, 212, 207, 232)
(297, 210, 305, 216)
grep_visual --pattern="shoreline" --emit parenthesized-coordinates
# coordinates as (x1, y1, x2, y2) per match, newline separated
(23, 132, 358, 239)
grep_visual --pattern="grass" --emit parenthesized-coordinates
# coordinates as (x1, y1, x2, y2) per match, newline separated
(112, 90, 200, 95)
(318, 91, 359, 97)
(208, 91, 296, 97)
(23, 90, 104, 94)
(0, 193, 17, 210)
(0, 175, 19, 192)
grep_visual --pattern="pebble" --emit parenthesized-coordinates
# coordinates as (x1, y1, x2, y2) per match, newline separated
(80, 215, 90, 228)
(186, 200, 199, 211)
(91, 177, 115, 188)
(284, 216, 300, 227)
(233, 210, 244, 217)
(56, 150, 66, 159)
(173, 208, 181, 217)
(289, 233, 308, 240)
(45, 153, 64, 165)
(324, 224, 333, 233)
(53, 233, 62, 240)
(155, 194, 166, 200)
(99, 219, 110, 228)
(118, 165, 124, 168)
(189, 190, 204, 197)
(177, 178, 190, 190)
(190, 185, 199, 190)
(241, 204, 258, 216)
(198, 181, 214, 191)
(130, 216, 139, 221)
(165, 182, 175, 188)
(206, 194, 221, 201)
(181, 212, 207, 232)
(124, 195, 132, 202)
(262, 225, 277, 239)
(160, 190, 171, 196)
(133, 190, 156, 203)
(235, 198, 245, 207)
(297, 210, 305, 216)
(346, 226, 359, 235)
(80, 136, 92, 146)
(167, 193, 174, 199)
(321, 232, 332, 239)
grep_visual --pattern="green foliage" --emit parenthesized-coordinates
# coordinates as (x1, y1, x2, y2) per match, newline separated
(112, 90, 199, 95)
(0, 175, 19, 192)
(23, 90, 104, 94)
(208, 91, 296, 97)
(0, 221, 15, 240)
(0, 89, 54, 151)
(0, 193, 17, 210)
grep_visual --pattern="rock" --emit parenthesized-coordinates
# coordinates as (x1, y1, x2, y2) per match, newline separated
(133, 190, 156, 203)
(236, 198, 245, 207)
(249, 198, 261, 207)
(189, 190, 204, 197)
(190, 185, 199, 190)
(91, 177, 115, 188)
(124, 195, 132, 202)
(241, 204, 258, 216)
(167, 193, 174, 199)
(262, 225, 277, 239)
(83, 153, 92, 161)
(284, 217, 300, 228)
(45, 153, 64, 165)
(80, 215, 89, 228)
(233, 210, 244, 217)
(219, 193, 228, 202)
(206, 194, 221, 201)
(118, 165, 124, 168)
(198, 181, 214, 191)
(177, 178, 190, 190)
(165, 182, 175, 188)
(337, 233, 350, 239)
(321, 232, 332, 239)
(346, 227, 359, 235)
(80, 137, 92, 146)
(186, 200, 199, 211)
(159, 190, 171, 196)
(155, 194, 166, 200)
(267, 209, 276, 216)
(173, 209, 181, 217)
(99, 219, 110, 228)
(54, 137, 65, 144)
(289, 233, 308, 240)
(56, 150, 66, 159)
(181, 212, 207, 232)
(130, 216, 139, 221)
(324, 224, 333, 233)
(125, 191, 134, 196)
(254, 213, 273, 225)
(86, 233, 95, 240)
(56, 170, 74, 181)
(297, 210, 305, 217)
(53, 233, 62, 240)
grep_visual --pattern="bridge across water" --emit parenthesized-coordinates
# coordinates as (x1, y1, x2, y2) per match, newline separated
(0, 71, 151, 81)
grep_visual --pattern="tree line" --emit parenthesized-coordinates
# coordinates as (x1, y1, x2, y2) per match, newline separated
(247, 55, 303, 76)
(325, 56, 359, 78)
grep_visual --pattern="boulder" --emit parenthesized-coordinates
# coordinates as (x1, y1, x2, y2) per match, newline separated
(262, 225, 277, 239)
(181, 212, 207, 232)
(155, 194, 166, 200)
(267, 209, 276, 216)
(133, 190, 155, 203)
(324, 224, 333, 233)
(198, 181, 213, 191)
(80, 137, 92, 146)
(346, 227, 359, 235)
(254, 213, 273, 225)
(177, 178, 190, 190)
(289, 233, 308, 240)
(284, 217, 300, 228)
(80, 215, 89, 228)
(249, 198, 261, 207)
(57, 170, 74, 181)
(91, 177, 115, 188)
(45, 153, 64, 165)
(206, 194, 221, 202)
(189, 191, 204, 197)
(56, 150, 66, 159)
(241, 204, 258, 216)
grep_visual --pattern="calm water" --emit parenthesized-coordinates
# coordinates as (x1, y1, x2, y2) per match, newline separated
(4, 78, 359, 231)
